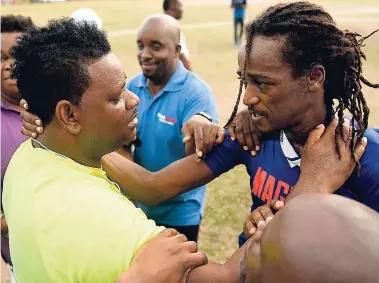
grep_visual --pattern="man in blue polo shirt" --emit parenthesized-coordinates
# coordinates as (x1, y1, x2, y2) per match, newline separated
(126, 14, 218, 241)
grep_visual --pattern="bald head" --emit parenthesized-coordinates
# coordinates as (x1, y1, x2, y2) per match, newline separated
(244, 194, 379, 283)
(136, 14, 181, 84)
(138, 14, 180, 44)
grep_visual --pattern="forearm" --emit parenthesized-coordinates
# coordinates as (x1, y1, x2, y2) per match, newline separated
(101, 152, 215, 206)
(186, 244, 245, 283)
(115, 267, 144, 283)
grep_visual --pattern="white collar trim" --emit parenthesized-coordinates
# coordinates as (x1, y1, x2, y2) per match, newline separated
(280, 131, 301, 168)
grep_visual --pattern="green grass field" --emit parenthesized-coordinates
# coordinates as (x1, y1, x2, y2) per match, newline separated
(2, 0, 379, 270)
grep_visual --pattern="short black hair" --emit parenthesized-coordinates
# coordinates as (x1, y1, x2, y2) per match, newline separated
(163, 0, 177, 11)
(1, 15, 35, 33)
(10, 18, 111, 124)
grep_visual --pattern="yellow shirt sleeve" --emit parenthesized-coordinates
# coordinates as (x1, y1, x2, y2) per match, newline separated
(37, 185, 164, 283)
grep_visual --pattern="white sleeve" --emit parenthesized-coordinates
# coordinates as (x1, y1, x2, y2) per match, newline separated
(180, 31, 190, 59)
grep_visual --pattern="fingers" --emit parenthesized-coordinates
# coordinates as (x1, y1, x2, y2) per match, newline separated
(339, 119, 351, 144)
(216, 127, 225, 144)
(227, 123, 237, 141)
(243, 217, 256, 239)
(305, 124, 325, 147)
(184, 251, 208, 270)
(270, 200, 284, 211)
(235, 118, 247, 148)
(19, 108, 42, 127)
(20, 110, 43, 139)
(202, 126, 211, 156)
(243, 125, 255, 152)
(181, 125, 192, 144)
(324, 118, 339, 141)
(243, 205, 275, 238)
(20, 99, 29, 110)
(250, 119, 261, 155)
(184, 141, 196, 157)
(193, 126, 204, 159)
(173, 233, 189, 243)
(160, 228, 180, 238)
(258, 205, 274, 224)
(206, 125, 219, 153)
(21, 127, 37, 138)
(182, 241, 198, 253)
(354, 137, 367, 161)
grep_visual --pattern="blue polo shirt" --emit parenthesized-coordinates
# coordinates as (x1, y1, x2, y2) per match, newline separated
(232, 0, 246, 20)
(204, 128, 379, 246)
(127, 61, 218, 226)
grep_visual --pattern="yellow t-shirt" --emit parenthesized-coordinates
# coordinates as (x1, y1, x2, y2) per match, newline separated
(3, 139, 164, 283)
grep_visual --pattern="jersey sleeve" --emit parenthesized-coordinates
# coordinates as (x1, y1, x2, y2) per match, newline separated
(356, 129, 379, 212)
(203, 131, 244, 177)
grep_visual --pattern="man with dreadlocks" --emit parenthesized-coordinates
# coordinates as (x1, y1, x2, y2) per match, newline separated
(21, 1, 378, 248)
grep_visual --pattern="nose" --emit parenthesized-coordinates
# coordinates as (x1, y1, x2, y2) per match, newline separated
(1, 60, 11, 72)
(139, 47, 152, 61)
(125, 89, 140, 109)
(243, 84, 260, 107)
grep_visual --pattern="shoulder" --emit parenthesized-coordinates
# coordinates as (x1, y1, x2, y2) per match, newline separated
(183, 73, 214, 97)
(126, 73, 144, 91)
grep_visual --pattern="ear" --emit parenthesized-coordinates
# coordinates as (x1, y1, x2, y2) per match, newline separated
(55, 100, 82, 135)
(175, 43, 181, 58)
(308, 65, 325, 92)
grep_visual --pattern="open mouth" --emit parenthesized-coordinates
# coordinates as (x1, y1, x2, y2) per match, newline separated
(127, 117, 138, 128)
(127, 109, 139, 128)
(253, 112, 263, 118)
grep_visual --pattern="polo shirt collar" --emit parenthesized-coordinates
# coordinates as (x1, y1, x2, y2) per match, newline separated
(280, 131, 301, 168)
(1, 100, 21, 113)
(135, 61, 188, 92)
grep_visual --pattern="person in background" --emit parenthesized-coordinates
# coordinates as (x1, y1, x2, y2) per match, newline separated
(1, 14, 35, 282)
(163, 0, 192, 71)
(71, 8, 102, 30)
(231, 0, 247, 47)
(127, 14, 218, 242)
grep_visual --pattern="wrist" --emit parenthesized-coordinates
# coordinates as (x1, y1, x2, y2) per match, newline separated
(287, 176, 331, 202)
(115, 267, 144, 283)
(195, 112, 212, 122)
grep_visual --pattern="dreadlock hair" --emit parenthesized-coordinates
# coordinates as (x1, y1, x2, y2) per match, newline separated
(1, 15, 35, 33)
(225, 1, 379, 170)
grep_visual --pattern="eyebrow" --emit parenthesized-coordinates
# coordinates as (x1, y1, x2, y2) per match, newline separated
(237, 70, 271, 80)
(246, 73, 270, 80)
(150, 40, 163, 45)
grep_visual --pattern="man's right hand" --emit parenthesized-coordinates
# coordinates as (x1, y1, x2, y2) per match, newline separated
(115, 228, 208, 283)
(288, 118, 368, 201)
(19, 99, 44, 138)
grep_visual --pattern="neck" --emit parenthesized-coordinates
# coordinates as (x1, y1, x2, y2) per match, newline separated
(1, 92, 23, 112)
(147, 61, 178, 97)
(284, 105, 327, 154)
(36, 126, 102, 168)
